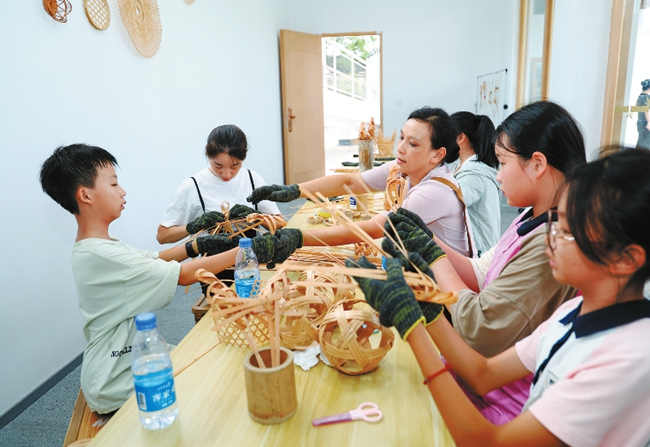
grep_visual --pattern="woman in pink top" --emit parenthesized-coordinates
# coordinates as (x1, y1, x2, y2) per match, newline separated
(353, 148, 650, 445)
(248, 107, 474, 257)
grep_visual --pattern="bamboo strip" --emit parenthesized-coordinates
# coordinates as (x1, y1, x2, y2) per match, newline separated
(243, 317, 265, 369)
(173, 339, 223, 377)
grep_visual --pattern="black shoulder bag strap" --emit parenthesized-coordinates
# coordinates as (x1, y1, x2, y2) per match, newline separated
(247, 169, 258, 211)
(190, 176, 206, 213)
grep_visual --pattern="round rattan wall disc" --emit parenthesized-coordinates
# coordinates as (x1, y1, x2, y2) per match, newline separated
(84, 0, 111, 30)
(185, 0, 195, 4)
(117, 0, 162, 58)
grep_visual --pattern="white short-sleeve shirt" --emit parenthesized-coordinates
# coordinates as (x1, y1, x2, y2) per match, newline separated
(160, 167, 280, 228)
(361, 160, 472, 256)
(72, 237, 181, 414)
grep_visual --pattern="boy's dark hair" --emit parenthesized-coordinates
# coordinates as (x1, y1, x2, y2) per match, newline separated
(495, 101, 586, 174)
(40, 144, 118, 215)
(451, 111, 498, 169)
(564, 147, 650, 294)
(407, 107, 459, 164)
(205, 124, 248, 161)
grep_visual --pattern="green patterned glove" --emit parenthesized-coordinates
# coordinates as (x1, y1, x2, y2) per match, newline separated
(345, 256, 425, 340)
(229, 204, 257, 219)
(247, 184, 300, 205)
(186, 211, 225, 234)
(196, 234, 239, 255)
(250, 233, 277, 264)
(269, 228, 303, 268)
(391, 221, 446, 266)
(382, 245, 444, 326)
(385, 208, 432, 240)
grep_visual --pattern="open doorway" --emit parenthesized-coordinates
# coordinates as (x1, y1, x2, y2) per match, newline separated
(321, 34, 382, 174)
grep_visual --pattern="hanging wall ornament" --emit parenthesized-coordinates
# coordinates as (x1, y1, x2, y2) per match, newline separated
(84, 0, 111, 31)
(43, 0, 72, 23)
(117, 0, 162, 57)
(185, 0, 195, 4)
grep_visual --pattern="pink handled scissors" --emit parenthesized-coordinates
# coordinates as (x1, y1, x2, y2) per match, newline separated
(312, 402, 383, 426)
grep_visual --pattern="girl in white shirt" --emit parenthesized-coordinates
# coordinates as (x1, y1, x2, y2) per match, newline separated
(157, 124, 280, 244)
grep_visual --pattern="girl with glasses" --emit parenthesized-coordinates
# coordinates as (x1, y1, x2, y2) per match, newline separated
(354, 148, 650, 445)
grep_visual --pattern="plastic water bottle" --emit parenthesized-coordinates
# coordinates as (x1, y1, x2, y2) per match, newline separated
(234, 237, 261, 298)
(132, 312, 178, 430)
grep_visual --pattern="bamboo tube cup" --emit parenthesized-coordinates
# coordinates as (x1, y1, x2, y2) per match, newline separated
(243, 347, 297, 424)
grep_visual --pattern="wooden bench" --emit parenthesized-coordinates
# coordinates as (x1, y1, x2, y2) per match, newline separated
(63, 389, 114, 447)
(191, 293, 209, 324)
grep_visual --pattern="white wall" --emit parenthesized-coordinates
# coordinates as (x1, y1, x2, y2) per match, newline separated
(0, 0, 614, 418)
(548, 0, 613, 159)
(284, 0, 518, 135)
(0, 1, 285, 417)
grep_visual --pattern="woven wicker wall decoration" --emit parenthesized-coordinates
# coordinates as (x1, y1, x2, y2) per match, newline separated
(43, 0, 72, 23)
(84, 0, 111, 30)
(117, 0, 162, 57)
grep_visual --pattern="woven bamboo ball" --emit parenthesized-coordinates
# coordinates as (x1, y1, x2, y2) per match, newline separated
(278, 269, 340, 350)
(318, 299, 394, 375)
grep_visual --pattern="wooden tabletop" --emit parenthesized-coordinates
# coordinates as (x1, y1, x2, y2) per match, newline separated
(88, 196, 454, 446)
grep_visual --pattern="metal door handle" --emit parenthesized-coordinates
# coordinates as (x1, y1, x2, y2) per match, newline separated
(288, 108, 297, 132)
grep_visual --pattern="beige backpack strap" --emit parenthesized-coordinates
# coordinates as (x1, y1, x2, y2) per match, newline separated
(384, 164, 407, 212)
(431, 177, 475, 258)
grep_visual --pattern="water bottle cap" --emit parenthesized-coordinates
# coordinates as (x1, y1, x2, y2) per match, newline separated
(135, 312, 157, 331)
(238, 237, 252, 248)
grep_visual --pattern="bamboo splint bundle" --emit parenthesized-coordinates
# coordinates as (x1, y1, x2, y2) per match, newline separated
(286, 246, 382, 267)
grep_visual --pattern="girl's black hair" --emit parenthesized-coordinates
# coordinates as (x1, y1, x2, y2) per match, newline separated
(40, 144, 118, 215)
(564, 147, 650, 294)
(407, 107, 459, 163)
(205, 124, 248, 161)
(495, 101, 586, 174)
(451, 111, 498, 168)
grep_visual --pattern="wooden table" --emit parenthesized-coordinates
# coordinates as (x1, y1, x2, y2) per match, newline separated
(88, 197, 454, 446)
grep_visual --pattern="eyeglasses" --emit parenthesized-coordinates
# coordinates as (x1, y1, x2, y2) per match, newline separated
(546, 210, 575, 252)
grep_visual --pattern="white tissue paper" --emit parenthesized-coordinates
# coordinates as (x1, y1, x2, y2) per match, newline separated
(293, 344, 332, 370)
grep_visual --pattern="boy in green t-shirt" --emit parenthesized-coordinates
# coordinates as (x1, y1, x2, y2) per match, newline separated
(39, 144, 283, 414)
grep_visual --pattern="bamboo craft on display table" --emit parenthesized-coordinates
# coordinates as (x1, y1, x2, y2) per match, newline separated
(374, 128, 397, 157)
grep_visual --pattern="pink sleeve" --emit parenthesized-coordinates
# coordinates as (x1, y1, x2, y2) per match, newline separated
(360, 160, 393, 191)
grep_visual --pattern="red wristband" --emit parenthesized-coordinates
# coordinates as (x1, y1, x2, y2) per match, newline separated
(423, 364, 452, 385)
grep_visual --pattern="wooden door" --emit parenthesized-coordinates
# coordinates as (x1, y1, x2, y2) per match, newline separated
(279, 29, 325, 184)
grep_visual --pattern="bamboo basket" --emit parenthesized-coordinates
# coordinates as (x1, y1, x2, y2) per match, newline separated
(374, 129, 397, 157)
